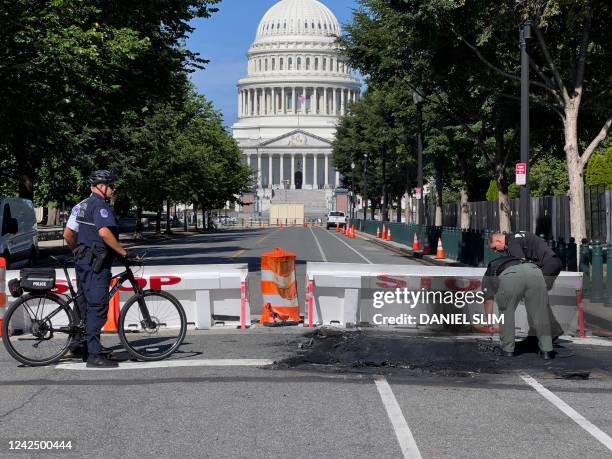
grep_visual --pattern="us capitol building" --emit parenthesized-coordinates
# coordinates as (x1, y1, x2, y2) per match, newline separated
(232, 0, 361, 216)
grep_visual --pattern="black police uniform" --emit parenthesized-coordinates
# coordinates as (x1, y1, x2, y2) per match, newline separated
(505, 232, 564, 338)
(75, 193, 119, 357)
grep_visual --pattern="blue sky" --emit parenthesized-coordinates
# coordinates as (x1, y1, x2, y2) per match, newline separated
(187, 0, 360, 127)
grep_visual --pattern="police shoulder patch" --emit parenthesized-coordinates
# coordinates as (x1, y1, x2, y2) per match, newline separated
(100, 208, 110, 219)
(72, 206, 80, 216)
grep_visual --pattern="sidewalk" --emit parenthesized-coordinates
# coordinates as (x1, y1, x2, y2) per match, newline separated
(355, 229, 465, 267)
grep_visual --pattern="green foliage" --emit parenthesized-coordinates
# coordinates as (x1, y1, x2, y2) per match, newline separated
(486, 180, 499, 201)
(0, 0, 221, 203)
(586, 147, 612, 189)
(530, 155, 569, 197)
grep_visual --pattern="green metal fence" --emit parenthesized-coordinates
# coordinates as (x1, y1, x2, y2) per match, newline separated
(350, 219, 610, 305)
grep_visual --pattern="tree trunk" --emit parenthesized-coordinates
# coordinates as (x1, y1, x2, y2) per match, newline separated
(15, 151, 35, 201)
(396, 196, 402, 222)
(497, 177, 511, 232)
(165, 200, 172, 234)
(404, 193, 413, 224)
(564, 103, 587, 244)
(460, 187, 470, 229)
(370, 201, 376, 220)
(193, 203, 198, 231)
(134, 204, 143, 238)
(183, 205, 188, 232)
(155, 207, 162, 234)
(435, 174, 443, 227)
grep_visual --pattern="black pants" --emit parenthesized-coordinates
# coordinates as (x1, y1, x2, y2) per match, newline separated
(75, 260, 111, 356)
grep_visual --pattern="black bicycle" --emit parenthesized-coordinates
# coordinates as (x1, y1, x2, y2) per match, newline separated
(2, 255, 187, 366)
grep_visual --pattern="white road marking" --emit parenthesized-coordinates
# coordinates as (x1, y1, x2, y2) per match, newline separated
(309, 227, 328, 262)
(558, 336, 612, 347)
(56, 358, 274, 371)
(520, 374, 612, 452)
(327, 229, 374, 264)
(374, 376, 422, 459)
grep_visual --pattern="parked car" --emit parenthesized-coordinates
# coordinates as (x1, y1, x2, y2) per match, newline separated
(0, 198, 38, 268)
(326, 211, 347, 229)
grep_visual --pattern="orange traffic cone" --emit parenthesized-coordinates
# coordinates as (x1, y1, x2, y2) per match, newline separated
(336, 223, 340, 232)
(376, 227, 380, 238)
(351, 225, 355, 239)
(382, 224, 387, 241)
(259, 303, 291, 327)
(412, 233, 421, 251)
(387, 228, 392, 241)
(436, 237, 446, 259)
(103, 279, 121, 333)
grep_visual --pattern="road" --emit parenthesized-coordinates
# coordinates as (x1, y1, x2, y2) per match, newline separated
(1, 226, 611, 458)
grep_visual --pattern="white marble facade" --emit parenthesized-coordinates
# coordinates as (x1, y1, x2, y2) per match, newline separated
(232, 0, 361, 197)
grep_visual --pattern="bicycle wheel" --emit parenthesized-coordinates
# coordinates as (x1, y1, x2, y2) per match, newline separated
(118, 290, 187, 361)
(2, 293, 76, 366)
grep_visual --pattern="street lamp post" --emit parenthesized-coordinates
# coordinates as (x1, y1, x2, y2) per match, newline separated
(519, 21, 532, 232)
(413, 91, 425, 225)
(363, 153, 368, 220)
(350, 161, 355, 219)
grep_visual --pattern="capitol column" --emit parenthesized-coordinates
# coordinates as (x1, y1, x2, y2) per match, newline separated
(332, 88, 337, 115)
(341, 89, 345, 115)
(272, 88, 276, 115)
(280, 154, 284, 186)
(302, 153, 307, 187)
(268, 154, 273, 188)
(292, 87, 296, 114)
(291, 154, 295, 189)
(302, 87, 306, 115)
(281, 87, 286, 114)
(324, 154, 329, 188)
(257, 153, 262, 188)
(313, 88, 318, 114)
(324, 87, 328, 115)
(313, 154, 318, 189)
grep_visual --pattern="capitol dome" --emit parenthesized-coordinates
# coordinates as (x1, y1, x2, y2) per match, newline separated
(255, 0, 341, 42)
(233, 0, 361, 201)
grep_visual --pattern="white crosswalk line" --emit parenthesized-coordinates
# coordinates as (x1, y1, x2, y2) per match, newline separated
(521, 374, 612, 452)
(374, 376, 422, 459)
(56, 358, 275, 371)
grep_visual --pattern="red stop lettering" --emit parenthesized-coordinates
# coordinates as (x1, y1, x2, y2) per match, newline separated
(53, 279, 70, 295)
(445, 278, 481, 291)
(119, 277, 147, 292)
(149, 276, 181, 291)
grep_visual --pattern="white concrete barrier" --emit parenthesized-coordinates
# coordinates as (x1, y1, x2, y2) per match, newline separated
(306, 262, 583, 335)
(4, 264, 250, 330)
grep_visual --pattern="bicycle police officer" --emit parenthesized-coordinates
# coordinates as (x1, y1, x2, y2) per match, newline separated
(75, 170, 130, 368)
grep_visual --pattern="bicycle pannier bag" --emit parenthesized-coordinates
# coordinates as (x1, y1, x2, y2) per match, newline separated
(19, 268, 56, 292)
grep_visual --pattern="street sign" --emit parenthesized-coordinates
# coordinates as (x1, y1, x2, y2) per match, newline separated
(415, 187, 422, 199)
(516, 163, 527, 186)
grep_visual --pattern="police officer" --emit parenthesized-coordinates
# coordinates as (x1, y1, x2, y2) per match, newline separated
(75, 170, 130, 368)
(488, 231, 564, 347)
(481, 256, 555, 359)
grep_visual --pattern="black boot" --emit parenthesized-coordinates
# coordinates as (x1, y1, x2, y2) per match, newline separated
(539, 350, 556, 360)
(86, 355, 119, 368)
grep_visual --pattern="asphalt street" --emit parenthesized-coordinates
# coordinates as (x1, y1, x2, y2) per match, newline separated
(1, 227, 611, 459)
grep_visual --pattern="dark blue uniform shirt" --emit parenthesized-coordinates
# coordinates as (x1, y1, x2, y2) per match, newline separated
(75, 193, 118, 250)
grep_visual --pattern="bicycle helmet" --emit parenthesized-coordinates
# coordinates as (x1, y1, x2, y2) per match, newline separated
(89, 170, 117, 186)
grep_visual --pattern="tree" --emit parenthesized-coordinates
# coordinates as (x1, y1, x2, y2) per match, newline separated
(586, 146, 612, 189)
(530, 155, 569, 197)
(0, 0, 221, 203)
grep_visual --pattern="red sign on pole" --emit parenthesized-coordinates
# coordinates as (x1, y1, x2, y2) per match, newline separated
(415, 187, 422, 200)
(516, 163, 527, 186)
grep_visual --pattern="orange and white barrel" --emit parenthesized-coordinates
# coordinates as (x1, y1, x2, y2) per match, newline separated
(0, 258, 6, 337)
(260, 248, 301, 323)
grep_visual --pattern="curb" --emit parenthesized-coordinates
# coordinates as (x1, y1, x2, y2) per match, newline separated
(355, 230, 467, 267)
